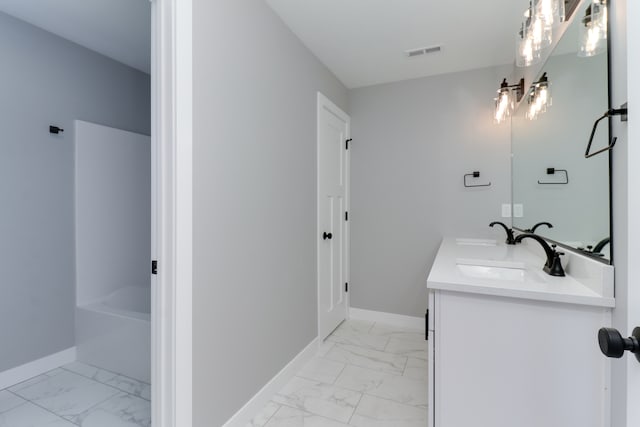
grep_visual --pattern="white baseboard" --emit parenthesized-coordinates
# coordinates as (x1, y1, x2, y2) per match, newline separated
(0, 347, 76, 390)
(349, 308, 425, 331)
(222, 337, 319, 427)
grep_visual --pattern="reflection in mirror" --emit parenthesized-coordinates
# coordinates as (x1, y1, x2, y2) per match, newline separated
(512, 0, 610, 262)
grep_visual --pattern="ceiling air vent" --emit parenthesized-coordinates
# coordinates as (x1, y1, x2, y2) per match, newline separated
(405, 45, 442, 58)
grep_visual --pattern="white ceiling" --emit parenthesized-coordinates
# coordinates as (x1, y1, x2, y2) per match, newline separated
(0, 1, 564, 86)
(266, 0, 530, 88)
(0, 0, 151, 74)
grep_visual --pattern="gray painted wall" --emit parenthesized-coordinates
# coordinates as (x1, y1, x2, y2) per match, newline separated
(0, 12, 150, 372)
(192, 1, 347, 425)
(348, 66, 512, 317)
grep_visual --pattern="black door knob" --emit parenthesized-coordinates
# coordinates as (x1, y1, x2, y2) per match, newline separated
(598, 327, 640, 362)
(323, 232, 333, 240)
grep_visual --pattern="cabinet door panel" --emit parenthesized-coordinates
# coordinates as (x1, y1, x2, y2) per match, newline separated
(435, 291, 609, 427)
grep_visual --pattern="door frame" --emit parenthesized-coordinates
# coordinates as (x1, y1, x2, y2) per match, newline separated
(151, 0, 192, 425)
(316, 92, 351, 339)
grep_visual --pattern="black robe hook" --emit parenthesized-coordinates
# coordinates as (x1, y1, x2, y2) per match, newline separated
(49, 125, 64, 134)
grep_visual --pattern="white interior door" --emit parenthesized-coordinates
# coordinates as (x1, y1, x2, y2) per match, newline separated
(622, 1, 640, 423)
(317, 93, 350, 340)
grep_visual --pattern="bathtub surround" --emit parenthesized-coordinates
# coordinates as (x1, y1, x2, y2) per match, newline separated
(349, 66, 512, 318)
(76, 295, 151, 383)
(75, 121, 151, 306)
(0, 12, 150, 374)
(193, 0, 347, 425)
(74, 121, 151, 383)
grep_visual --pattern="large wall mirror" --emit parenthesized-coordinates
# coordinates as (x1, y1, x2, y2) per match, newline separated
(512, 0, 611, 262)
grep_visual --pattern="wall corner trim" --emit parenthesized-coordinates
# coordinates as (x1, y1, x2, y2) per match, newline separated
(349, 308, 425, 331)
(222, 337, 320, 427)
(0, 347, 76, 390)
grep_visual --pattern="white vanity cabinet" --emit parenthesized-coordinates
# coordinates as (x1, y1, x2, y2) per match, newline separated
(427, 290, 610, 427)
(427, 238, 615, 427)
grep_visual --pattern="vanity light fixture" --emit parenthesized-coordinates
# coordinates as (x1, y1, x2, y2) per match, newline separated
(516, 0, 565, 68)
(494, 78, 525, 124)
(526, 72, 552, 120)
(578, 0, 607, 57)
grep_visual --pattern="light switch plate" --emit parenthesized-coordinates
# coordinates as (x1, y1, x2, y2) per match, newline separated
(501, 204, 512, 218)
(513, 204, 524, 218)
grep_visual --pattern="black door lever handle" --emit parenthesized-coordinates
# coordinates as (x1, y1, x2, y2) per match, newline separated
(323, 232, 333, 240)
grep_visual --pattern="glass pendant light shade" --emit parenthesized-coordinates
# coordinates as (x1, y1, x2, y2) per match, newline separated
(516, 23, 541, 67)
(494, 80, 514, 124)
(578, 0, 607, 57)
(526, 92, 539, 120)
(526, 73, 552, 120)
(537, 81, 552, 111)
(535, 0, 565, 29)
(528, 8, 552, 50)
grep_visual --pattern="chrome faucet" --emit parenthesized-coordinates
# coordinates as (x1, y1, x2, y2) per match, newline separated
(524, 222, 553, 233)
(514, 233, 565, 277)
(489, 221, 516, 245)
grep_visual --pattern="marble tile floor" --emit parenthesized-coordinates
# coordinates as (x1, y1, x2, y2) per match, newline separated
(0, 361, 150, 427)
(247, 319, 428, 427)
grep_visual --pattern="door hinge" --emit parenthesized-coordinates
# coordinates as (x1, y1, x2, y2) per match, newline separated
(151, 260, 158, 275)
(345, 282, 349, 293)
(425, 310, 429, 340)
(345, 211, 349, 221)
(346, 138, 352, 150)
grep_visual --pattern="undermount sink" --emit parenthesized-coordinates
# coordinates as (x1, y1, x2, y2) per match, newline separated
(455, 238, 497, 247)
(456, 258, 525, 269)
(456, 257, 526, 281)
(456, 264, 525, 281)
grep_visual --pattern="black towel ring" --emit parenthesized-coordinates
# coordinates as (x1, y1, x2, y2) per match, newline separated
(464, 171, 491, 188)
(585, 105, 628, 158)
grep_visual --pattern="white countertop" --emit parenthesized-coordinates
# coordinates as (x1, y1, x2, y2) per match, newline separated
(427, 237, 615, 308)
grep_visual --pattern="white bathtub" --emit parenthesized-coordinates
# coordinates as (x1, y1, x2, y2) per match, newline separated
(76, 286, 150, 383)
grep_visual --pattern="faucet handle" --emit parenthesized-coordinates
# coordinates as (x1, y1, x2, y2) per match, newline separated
(546, 251, 566, 276)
